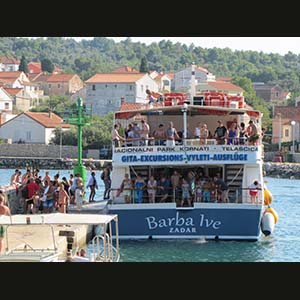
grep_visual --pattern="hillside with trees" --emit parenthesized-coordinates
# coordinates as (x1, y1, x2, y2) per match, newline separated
(0, 37, 299, 94)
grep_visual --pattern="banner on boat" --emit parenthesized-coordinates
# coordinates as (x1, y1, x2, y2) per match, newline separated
(113, 145, 261, 165)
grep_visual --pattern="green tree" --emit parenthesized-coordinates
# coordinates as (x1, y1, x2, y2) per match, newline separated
(18, 55, 28, 73)
(140, 56, 149, 73)
(41, 58, 54, 73)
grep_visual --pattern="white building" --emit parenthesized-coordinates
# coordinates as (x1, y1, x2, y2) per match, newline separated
(0, 57, 20, 72)
(0, 87, 13, 113)
(85, 73, 159, 117)
(174, 64, 215, 91)
(0, 112, 71, 144)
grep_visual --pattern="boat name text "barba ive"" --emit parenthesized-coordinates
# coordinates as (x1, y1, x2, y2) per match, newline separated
(146, 212, 221, 233)
(114, 146, 258, 153)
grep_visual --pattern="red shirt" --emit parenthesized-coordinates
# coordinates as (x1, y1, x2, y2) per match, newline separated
(27, 182, 39, 198)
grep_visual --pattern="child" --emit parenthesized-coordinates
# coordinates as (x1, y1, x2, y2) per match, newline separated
(248, 180, 261, 204)
(32, 191, 40, 214)
(75, 177, 85, 211)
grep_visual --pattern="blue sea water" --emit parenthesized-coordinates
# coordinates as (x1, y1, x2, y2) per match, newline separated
(1, 169, 299, 262)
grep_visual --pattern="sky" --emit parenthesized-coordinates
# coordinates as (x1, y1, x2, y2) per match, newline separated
(68, 37, 300, 56)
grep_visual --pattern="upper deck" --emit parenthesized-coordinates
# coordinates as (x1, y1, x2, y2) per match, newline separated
(113, 102, 263, 167)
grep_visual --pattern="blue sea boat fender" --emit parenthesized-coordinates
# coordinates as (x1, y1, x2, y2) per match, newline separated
(264, 188, 273, 205)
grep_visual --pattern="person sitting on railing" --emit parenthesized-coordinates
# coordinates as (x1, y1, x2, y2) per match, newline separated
(214, 120, 228, 145)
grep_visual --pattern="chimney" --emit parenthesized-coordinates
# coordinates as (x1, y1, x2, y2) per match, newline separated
(48, 109, 52, 118)
(121, 97, 125, 105)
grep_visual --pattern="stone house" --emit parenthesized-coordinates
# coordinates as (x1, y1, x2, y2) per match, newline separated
(43, 74, 84, 96)
(28, 62, 62, 75)
(252, 83, 290, 104)
(0, 87, 13, 113)
(85, 73, 159, 117)
(0, 111, 71, 144)
(197, 81, 244, 95)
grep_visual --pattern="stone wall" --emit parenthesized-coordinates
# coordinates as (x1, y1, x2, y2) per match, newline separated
(0, 158, 110, 170)
(0, 144, 78, 158)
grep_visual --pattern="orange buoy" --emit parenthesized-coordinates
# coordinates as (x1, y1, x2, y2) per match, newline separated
(264, 188, 273, 205)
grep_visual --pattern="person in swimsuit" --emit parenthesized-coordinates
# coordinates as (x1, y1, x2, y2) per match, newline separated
(0, 194, 11, 254)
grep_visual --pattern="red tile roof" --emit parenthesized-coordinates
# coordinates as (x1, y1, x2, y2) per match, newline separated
(28, 62, 62, 74)
(30, 73, 51, 82)
(207, 81, 244, 92)
(3, 88, 22, 95)
(216, 77, 232, 82)
(119, 101, 163, 111)
(47, 74, 77, 82)
(85, 73, 145, 83)
(0, 56, 20, 64)
(21, 81, 36, 86)
(196, 65, 209, 73)
(24, 112, 71, 128)
(0, 71, 22, 78)
(111, 66, 139, 73)
(274, 106, 300, 121)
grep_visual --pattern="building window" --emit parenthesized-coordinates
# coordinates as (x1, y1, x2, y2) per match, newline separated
(49, 84, 52, 88)
(115, 84, 117, 88)
(107, 100, 112, 104)
(4, 103, 9, 110)
(141, 85, 144, 92)
(26, 131, 31, 141)
(58, 84, 61, 88)
(129, 85, 133, 90)
(285, 129, 289, 137)
(92, 85, 96, 91)
(146, 85, 148, 90)
(105, 84, 108, 88)
(275, 91, 279, 97)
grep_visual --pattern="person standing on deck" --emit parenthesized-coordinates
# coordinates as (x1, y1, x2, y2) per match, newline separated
(214, 120, 228, 145)
(58, 182, 69, 213)
(134, 174, 146, 204)
(166, 121, 180, 147)
(147, 175, 157, 203)
(101, 167, 111, 200)
(0, 194, 11, 255)
(86, 171, 98, 202)
(140, 119, 150, 146)
(171, 170, 181, 203)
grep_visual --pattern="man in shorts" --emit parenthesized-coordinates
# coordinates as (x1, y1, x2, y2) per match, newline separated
(0, 194, 11, 254)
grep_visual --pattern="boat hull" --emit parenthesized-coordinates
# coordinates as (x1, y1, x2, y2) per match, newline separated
(108, 203, 263, 241)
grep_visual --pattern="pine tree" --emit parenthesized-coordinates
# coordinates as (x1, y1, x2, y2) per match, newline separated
(18, 55, 28, 73)
(41, 58, 54, 73)
(140, 57, 149, 73)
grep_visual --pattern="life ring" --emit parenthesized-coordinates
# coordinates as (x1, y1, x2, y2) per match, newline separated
(264, 188, 273, 205)
(264, 207, 278, 224)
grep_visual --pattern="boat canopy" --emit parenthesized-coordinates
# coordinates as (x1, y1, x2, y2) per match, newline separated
(0, 213, 118, 226)
(115, 104, 261, 120)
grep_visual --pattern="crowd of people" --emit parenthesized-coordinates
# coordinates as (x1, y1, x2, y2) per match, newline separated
(112, 119, 264, 147)
(117, 170, 230, 207)
(8, 166, 112, 214)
